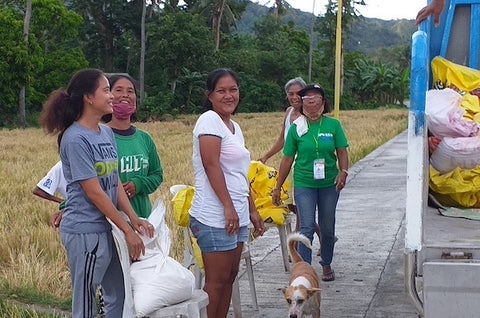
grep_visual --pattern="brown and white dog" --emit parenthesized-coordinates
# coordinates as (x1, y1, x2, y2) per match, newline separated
(282, 232, 321, 318)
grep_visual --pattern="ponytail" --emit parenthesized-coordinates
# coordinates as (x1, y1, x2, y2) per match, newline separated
(40, 89, 76, 148)
(40, 68, 104, 148)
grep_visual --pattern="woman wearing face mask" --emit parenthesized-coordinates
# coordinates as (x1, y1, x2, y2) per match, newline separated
(104, 74, 163, 218)
(272, 84, 349, 282)
(51, 75, 163, 225)
(258, 77, 323, 255)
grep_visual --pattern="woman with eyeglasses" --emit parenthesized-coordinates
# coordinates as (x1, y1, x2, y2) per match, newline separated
(272, 84, 349, 282)
(258, 77, 322, 254)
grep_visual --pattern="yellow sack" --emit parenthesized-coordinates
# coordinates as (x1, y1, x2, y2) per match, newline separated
(170, 186, 204, 269)
(171, 186, 195, 227)
(248, 161, 290, 225)
(431, 56, 480, 120)
(429, 165, 480, 208)
(189, 236, 204, 270)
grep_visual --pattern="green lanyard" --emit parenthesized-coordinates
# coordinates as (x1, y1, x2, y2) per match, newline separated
(307, 116, 323, 159)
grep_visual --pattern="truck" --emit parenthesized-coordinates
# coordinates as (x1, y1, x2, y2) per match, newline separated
(405, 0, 480, 317)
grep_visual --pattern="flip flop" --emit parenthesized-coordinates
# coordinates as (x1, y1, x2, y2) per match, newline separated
(322, 270, 335, 281)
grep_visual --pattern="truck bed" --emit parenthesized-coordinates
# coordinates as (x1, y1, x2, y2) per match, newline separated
(406, 1, 480, 316)
(423, 206, 480, 250)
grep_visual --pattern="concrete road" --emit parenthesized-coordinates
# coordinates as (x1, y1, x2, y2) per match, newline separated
(230, 131, 419, 318)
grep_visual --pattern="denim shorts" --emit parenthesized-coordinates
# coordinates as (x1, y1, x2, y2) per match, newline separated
(189, 216, 248, 253)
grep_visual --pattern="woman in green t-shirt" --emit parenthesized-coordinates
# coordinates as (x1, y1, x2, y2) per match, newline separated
(105, 74, 164, 218)
(272, 84, 349, 282)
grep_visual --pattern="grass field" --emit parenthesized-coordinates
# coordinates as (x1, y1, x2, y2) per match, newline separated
(0, 108, 407, 314)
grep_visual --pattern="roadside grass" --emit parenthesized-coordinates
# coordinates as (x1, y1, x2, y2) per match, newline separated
(0, 280, 71, 311)
(0, 298, 66, 317)
(0, 109, 407, 313)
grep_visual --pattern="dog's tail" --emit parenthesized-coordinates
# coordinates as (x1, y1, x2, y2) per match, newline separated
(287, 232, 311, 264)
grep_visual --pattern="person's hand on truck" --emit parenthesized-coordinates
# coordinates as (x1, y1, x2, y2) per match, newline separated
(416, 0, 446, 27)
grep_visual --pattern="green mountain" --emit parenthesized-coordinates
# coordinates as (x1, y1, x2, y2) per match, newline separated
(345, 18, 417, 54)
(236, 1, 417, 55)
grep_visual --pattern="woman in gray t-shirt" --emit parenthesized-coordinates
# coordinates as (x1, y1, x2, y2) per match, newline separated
(40, 68, 154, 318)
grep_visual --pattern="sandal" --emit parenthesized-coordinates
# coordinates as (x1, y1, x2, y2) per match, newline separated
(322, 270, 335, 281)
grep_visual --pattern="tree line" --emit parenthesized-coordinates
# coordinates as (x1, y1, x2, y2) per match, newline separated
(1, 0, 411, 128)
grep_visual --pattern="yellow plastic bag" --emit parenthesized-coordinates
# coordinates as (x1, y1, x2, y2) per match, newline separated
(189, 237, 204, 270)
(171, 186, 194, 227)
(429, 165, 480, 208)
(170, 186, 204, 269)
(431, 56, 480, 120)
(248, 161, 290, 225)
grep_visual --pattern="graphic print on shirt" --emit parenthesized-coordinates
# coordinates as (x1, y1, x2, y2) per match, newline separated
(92, 142, 118, 192)
(119, 154, 149, 173)
(318, 133, 334, 142)
(42, 178, 53, 189)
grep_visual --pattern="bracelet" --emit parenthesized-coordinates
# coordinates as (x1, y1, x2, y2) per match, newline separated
(341, 169, 349, 175)
(272, 188, 280, 192)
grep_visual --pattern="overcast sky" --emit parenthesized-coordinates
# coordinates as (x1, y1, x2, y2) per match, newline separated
(255, 0, 427, 20)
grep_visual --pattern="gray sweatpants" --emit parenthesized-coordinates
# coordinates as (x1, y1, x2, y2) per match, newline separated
(60, 231, 124, 318)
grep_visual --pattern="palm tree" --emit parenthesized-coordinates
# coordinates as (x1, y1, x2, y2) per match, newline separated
(212, 0, 226, 51)
(19, 0, 32, 128)
(187, 0, 246, 51)
(140, 0, 146, 105)
(272, 0, 291, 20)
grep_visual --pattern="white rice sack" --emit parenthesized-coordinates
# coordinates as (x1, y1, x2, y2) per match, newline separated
(430, 136, 480, 174)
(425, 88, 479, 138)
(130, 252, 195, 317)
(139, 198, 171, 253)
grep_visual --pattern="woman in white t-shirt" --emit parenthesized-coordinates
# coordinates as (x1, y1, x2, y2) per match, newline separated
(189, 68, 265, 318)
(33, 160, 67, 229)
(33, 161, 66, 204)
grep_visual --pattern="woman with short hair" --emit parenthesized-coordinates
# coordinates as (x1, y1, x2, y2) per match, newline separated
(272, 84, 349, 282)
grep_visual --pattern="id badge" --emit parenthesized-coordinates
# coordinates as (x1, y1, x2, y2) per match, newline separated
(313, 159, 325, 180)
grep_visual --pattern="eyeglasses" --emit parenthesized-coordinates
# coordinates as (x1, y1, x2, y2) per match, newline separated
(301, 96, 322, 102)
